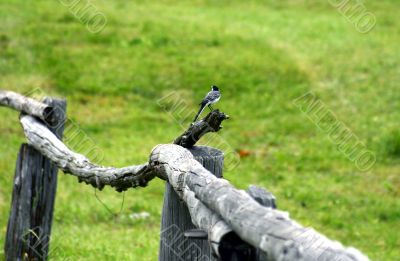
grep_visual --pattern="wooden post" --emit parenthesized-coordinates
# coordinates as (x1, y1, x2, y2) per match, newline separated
(159, 146, 223, 261)
(4, 98, 66, 261)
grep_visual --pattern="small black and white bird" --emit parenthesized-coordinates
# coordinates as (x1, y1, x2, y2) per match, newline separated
(193, 85, 221, 122)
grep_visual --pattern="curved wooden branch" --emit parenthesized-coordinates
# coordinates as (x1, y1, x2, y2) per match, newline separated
(0, 90, 227, 192)
(0, 90, 55, 124)
(174, 109, 229, 148)
(150, 144, 370, 261)
(20, 115, 156, 192)
(0, 90, 370, 260)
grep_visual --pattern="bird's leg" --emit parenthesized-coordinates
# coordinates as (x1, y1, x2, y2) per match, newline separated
(208, 104, 213, 111)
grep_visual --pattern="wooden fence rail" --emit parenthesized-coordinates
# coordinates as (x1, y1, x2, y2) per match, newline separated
(0, 90, 370, 261)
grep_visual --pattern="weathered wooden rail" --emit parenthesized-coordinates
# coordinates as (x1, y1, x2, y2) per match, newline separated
(0, 90, 370, 261)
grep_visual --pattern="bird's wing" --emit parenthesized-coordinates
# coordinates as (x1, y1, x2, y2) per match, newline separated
(204, 91, 220, 103)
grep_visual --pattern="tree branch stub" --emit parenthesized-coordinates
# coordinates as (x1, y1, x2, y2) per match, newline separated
(174, 109, 229, 148)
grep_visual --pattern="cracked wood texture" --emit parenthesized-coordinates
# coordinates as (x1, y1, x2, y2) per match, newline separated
(247, 185, 277, 261)
(0, 90, 370, 260)
(19, 114, 155, 192)
(0, 90, 54, 124)
(150, 144, 370, 261)
(159, 146, 224, 261)
(5, 98, 66, 261)
(2, 90, 229, 192)
(174, 109, 229, 148)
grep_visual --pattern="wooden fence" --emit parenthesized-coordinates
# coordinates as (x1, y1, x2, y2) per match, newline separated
(0, 90, 370, 261)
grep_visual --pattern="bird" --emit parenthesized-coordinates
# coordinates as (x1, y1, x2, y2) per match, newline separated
(193, 85, 221, 122)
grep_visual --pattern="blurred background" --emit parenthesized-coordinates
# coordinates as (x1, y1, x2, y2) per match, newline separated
(0, 0, 399, 260)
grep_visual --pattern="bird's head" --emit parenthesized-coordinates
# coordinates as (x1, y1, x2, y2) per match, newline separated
(211, 85, 219, 91)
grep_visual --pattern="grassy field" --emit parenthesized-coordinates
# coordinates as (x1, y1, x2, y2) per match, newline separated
(1, 0, 399, 260)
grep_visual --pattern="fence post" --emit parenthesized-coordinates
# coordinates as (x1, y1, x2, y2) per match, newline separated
(159, 146, 223, 261)
(4, 97, 66, 261)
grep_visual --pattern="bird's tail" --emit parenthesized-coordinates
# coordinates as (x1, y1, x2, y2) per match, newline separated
(193, 102, 207, 122)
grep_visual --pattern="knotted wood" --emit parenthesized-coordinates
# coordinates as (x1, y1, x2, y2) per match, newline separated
(174, 110, 229, 148)
(19, 115, 155, 192)
(2, 91, 228, 192)
(0, 90, 370, 260)
(150, 144, 370, 261)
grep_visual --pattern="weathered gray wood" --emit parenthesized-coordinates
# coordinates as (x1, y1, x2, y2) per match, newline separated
(155, 145, 255, 260)
(5, 98, 66, 261)
(159, 146, 224, 261)
(0, 90, 370, 260)
(247, 185, 277, 261)
(0, 90, 54, 124)
(150, 144, 370, 261)
(3, 91, 229, 192)
(19, 115, 155, 192)
(247, 185, 277, 209)
(157, 146, 255, 260)
(174, 110, 229, 148)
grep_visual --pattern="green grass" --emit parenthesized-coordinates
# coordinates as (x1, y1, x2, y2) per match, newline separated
(1, 0, 399, 260)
